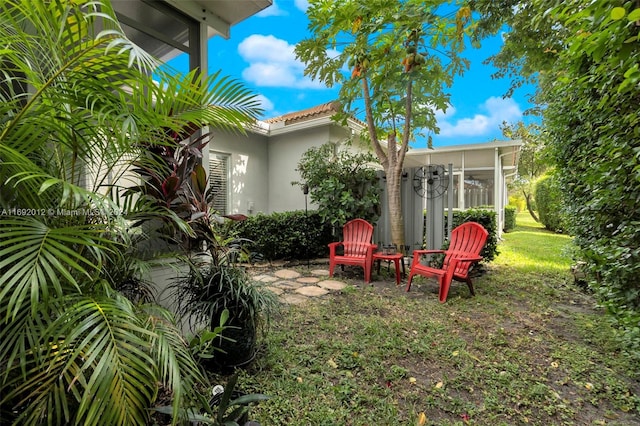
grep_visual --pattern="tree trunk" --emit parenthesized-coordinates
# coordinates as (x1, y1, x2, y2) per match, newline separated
(524, 191, 539, 222)
(386, 171, 405, 248)
(359, 78, 408, 251)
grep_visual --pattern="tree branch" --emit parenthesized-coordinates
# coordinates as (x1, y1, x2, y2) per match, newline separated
(362, 75, 388, 167)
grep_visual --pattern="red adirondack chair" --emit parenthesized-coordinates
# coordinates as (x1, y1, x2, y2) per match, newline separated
(328, 219, 377, 283)
(406, 221, 488, 302)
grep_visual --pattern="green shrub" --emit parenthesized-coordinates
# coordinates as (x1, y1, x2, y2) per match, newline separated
(508, 195, 526, 212)
(444, 209, 498, 262)
(293, 142, 381, 232)
(237, 209, 498, 264)
(534, 173, 567, 233)
(504, 205, 517, 232)
(234, 211, 332, 261)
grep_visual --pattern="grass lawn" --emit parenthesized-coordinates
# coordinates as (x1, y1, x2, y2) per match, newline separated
(224, 213, 640, 425)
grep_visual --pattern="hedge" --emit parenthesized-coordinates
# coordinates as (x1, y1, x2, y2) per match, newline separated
(233, 210, 332, 261)
(445, 208, 499, 262)
(534, 173, 567, 233)
(504, 205, 517, 232)
(234, 208, 498, 264)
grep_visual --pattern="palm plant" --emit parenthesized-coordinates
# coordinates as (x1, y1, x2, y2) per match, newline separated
(0, 1, 261, 425)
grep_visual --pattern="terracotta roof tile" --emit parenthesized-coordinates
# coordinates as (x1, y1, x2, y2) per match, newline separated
(264, 100, 341, 124)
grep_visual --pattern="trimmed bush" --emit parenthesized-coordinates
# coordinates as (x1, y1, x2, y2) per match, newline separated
(534, 173, 567, 233)
(236, 208, 498, 264)
(445, 209, 498, 262)
(233, 210, 332, 261)
(504, 205, 517, 232)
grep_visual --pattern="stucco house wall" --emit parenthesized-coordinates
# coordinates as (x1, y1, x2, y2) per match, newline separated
(266, 123, 360, 213)
(266, 126, 327, 213)
(208, 102, 366, 216)
(207, 102, 520, 243)
(205, 127, 269, 216)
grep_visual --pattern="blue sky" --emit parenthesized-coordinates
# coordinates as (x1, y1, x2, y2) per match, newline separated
(169, 0, 536, 148)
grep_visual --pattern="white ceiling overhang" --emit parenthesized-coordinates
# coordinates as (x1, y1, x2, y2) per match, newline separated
(404, 140, 523, 171)
(110, 0, 272, 62)
(163, 0, 272, 39)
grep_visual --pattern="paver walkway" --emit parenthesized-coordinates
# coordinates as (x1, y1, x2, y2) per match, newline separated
(250, 266, 349, 305)
(248, 260, 406, 305)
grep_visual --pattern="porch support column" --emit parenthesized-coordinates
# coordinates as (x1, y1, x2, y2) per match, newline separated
(494, 147, 502, 238)
(199, 21, 211, 185)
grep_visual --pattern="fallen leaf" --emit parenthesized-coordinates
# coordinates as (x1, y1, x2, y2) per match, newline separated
(417, 412, 427, 425)
(327, 358, 338, 369)
(585, 382, 594, 390)
(297, 377, 303, 383)
(435, 381, 444, 389)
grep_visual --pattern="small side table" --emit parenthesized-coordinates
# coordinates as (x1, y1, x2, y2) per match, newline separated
(372, 252, 405, 285)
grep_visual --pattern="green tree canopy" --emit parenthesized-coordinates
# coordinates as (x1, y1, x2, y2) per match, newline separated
(295, 0, 474, 247)
(293, 142, 381, 232)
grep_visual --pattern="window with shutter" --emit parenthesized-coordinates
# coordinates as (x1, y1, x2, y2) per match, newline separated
(209, 153, 230, 215)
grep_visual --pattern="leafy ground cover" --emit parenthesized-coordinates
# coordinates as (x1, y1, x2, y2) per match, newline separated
(218, 213, 640, 425)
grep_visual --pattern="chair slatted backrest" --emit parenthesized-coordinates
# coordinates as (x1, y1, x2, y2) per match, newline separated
(342, 219, 374, 257)
(443, 222, 489, 275)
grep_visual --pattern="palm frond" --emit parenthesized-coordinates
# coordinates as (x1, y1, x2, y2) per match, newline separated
(143, 304, 208, 421)
(0, 216, 113, 318)
(2, 294, 158, 426)
(143, 69, 264, 135)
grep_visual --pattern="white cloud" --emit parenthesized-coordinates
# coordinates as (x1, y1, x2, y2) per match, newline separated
(256, 0, 307, 16)
(436, 97, 522, 137)
(434, 104, 456, 120)
(294, 0, 309, 12)
(256, 94, 274, 113)
(237, 34, 327, 89)
(238, 34, 297, 63)
(256, 0, 288, 17)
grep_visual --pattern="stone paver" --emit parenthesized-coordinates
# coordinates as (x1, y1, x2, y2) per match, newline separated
(253, 274, 278, 283)
(281, 294, 309, 305)
(274, 269, 301, 279)
(297, 276, 320, 284)
(272, 280, 304, 290)
(295, 286, 330, 297)
(265, 286, 285, 295)
(318, 279, 347, 291)
(252, 267, 359, 305)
